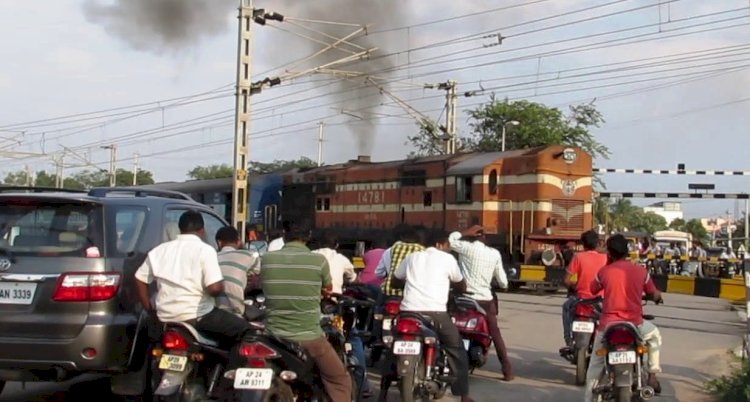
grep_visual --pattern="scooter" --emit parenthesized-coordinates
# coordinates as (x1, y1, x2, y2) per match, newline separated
(449, 293, 491, 372)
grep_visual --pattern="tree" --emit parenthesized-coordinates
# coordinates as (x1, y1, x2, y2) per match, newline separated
(187, 164, 233, 180)
(669, 218, 686, 230)
(627, 211, 668, 234)
(248, 157, 318, 174)
(2, 168, 154, 189)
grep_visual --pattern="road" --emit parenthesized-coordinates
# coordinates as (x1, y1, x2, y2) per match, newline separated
(0, 292, 743, 402)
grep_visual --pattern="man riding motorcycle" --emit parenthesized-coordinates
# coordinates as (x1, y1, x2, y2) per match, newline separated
(260, 224, 352, 401)
(560, 230, 607, 353)
(584, 234, 663, 402)
(448, 225, 513, 381)
(391, 230, 475, 402)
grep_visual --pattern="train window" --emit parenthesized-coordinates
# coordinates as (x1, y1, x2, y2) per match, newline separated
(323, 198, 330, 211)
(488, 169, 498, 195)
(423, 191, 432, 207)
(316, 198, 323, 211)
(456, 176, 473, 202)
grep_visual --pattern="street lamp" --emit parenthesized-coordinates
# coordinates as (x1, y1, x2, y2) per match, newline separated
(501, 120, 520, 152)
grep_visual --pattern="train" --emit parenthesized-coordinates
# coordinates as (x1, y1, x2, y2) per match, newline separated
(140, 145, 594, 265)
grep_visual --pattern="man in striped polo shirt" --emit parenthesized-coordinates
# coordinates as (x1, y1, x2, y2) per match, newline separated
(215, 227, 260, 317)
(261, 224, 351, 401)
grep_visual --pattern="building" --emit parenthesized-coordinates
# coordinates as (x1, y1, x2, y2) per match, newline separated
(643, 201, 683, 225)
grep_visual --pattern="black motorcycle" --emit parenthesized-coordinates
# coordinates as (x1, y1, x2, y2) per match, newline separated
(560, 296, 602, 385)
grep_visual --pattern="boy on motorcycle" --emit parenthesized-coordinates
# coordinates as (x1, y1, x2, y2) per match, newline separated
(584, 234, 663, 402)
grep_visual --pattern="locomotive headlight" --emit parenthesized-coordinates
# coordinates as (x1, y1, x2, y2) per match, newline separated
(562, 148, 577, 164)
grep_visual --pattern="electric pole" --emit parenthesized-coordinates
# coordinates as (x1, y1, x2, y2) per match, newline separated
(231, 0, 254, 242)
(25, 165, 33, 187)
(133, 153, 139, 186)
(54, 154, 65, 188)
(101, 144, 117, 187)
(317, 122, 324, 166)
(440, 80, 458, 154)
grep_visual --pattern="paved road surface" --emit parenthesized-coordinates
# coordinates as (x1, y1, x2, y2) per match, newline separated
(0, 292, 743, 402)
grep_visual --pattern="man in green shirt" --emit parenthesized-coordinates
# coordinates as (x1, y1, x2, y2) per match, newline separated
(260, 224, 351, 400)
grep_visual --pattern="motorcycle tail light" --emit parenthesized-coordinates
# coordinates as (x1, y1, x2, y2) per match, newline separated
(424, 337, 437, 344)
(396, 318, 421, 334)
(384, 300, 401, 315)
(163, 330, 189, 350)
(575, 303, 596, 318)
(606, 327, 636, 345)
(239, 342, 279, 359)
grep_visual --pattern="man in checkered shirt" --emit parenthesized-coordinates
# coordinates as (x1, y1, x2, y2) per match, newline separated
(448, 225, 513, 381)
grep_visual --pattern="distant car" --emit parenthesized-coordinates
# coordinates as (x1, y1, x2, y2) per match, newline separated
(0, 186, 230, 397)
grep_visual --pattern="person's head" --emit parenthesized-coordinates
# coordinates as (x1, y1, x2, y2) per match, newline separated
(692, 240, 703, 248)
(178, 211, 205, 238)
(670, 242, 676, 248)
(413, 225, 429, 247)
(284, 223, 311, 244)
(430, 230, 451, 252)
(606, 234, 629, 261)
(216, 226, 241, 250)
(399, 225, 420, 243)
(581, 230, 599, 251)
(318, 230, 338, 249)
(371, 238, 388, 250)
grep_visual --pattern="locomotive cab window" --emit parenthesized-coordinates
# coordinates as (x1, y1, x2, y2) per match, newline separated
(488, 169, 498, 195)
(423, 191, 432, 207)
(316, 197, 331, 211)
(456, 176, 473, 202)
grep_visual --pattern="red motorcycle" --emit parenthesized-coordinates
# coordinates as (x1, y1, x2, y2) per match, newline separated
(560, 296, 602, 385)
(449, 293, 491, 372)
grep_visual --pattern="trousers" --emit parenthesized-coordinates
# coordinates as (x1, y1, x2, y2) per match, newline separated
(584, 320, 662, 402)
(562, 296, 577, 345)
(418, 311, 470, 397)
(299, 336, 352, 401)
(476, 299, 513, 377)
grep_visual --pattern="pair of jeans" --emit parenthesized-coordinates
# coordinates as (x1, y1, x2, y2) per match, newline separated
(584, 320, 662, 402)
(299, 336, 352, 401)
(562, 296, 577, 345)
(417, 311, 470, 397)
(349, 332, 369, 393)
(476, 299, 513, 377)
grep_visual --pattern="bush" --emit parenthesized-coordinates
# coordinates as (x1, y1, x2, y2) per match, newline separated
(706, 361, 750, 401)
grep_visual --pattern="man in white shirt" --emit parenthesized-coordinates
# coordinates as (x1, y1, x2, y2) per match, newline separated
(134, 211, 251, 346)
(312, 231, 356, 294)
(267, 228, 285, 252)
(392, 230, 474, 402)
(448, 225, 513, 381)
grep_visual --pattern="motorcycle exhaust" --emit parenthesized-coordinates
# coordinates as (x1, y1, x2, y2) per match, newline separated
(640, 386, 655, 400)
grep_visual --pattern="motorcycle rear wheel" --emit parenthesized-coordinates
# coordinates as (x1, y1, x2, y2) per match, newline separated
(260, 379, 294, 402)
(575, 349, 587, 386)
(615, 385, 632, 402)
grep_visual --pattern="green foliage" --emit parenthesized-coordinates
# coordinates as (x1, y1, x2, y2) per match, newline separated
(3, 168, 154, 189)
(247, 157, 318, 174)
(669, 218, 709, 242)
(594, 198, 668, 234)
(187, 164, 233, 180)
(706, 361, 750, 402)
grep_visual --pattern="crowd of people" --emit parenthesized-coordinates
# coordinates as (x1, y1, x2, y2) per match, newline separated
(133, 211, 667, 401)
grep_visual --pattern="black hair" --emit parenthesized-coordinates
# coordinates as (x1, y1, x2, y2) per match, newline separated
(318, 230, 338, 249)
(413, 225, 429, 247)
(606, 234, 629, 260)
(371, 238, 388, 249)
(216, 226, 240, 244)
(429, 229, 450, 246)
(399, 225, 419, 243)
(178, 210, 204, 233)
(581, 230, 599, 250)
(284, 223, 311, 243)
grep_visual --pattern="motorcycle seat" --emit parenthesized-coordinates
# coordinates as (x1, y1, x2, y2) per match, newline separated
(453, 296, 487, 316)
(398, 311, 436, 328)
(165, 322, 220, 347)
(602, 321, 644, 343)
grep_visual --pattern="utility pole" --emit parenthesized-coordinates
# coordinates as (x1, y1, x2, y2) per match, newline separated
(54, 154, 65, 188)
(231, 0, 254, 243)
(133, 153, 139, 186)
(440, 80, 458, 154)
(317, 122, 324, 166)
(745, 199, 749, 249)
(25, 164, 33, 187)
(101, 144, 117, 187)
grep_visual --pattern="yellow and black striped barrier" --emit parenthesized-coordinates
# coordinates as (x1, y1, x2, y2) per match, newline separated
(510, 263, 746, 302)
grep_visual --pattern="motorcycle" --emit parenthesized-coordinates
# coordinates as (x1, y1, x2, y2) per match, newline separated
(560, 296, 602, 385)
(371, 295, 402, 365)
(389, 312, 452, 402)
(592, 303, 659, 402)
(150, 292, 266, 401)
(449, 293, 491, 373)
(225, 295, 360, 402)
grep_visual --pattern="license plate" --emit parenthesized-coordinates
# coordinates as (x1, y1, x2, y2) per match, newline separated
(382, 319, 392, 331)
(608, 351, 637, 365)
(233, 368, 274, 390)
(572, 321, 595, 333)
(158, 354, 188, 372)
(462, 339, 470, 351)
(393, 341, 421, 355)
(0, 282, 37, 305)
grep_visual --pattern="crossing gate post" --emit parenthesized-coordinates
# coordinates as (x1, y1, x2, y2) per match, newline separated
(745, 270, 750, 359)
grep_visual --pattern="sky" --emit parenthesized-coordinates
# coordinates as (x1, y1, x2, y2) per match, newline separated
(1, 0, 750, 220)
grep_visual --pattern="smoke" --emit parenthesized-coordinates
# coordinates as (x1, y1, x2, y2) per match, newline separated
(82, 0, 236, 53)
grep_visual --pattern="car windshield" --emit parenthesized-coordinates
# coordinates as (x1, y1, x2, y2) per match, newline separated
(0, 199, 104, 257)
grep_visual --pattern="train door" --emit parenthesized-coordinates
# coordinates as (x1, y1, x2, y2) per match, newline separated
(264, 204, 278, 233)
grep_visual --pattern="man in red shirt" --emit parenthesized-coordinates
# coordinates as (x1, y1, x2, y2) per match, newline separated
(560, 230, 607, 350)
(584, 234, 663, 402)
